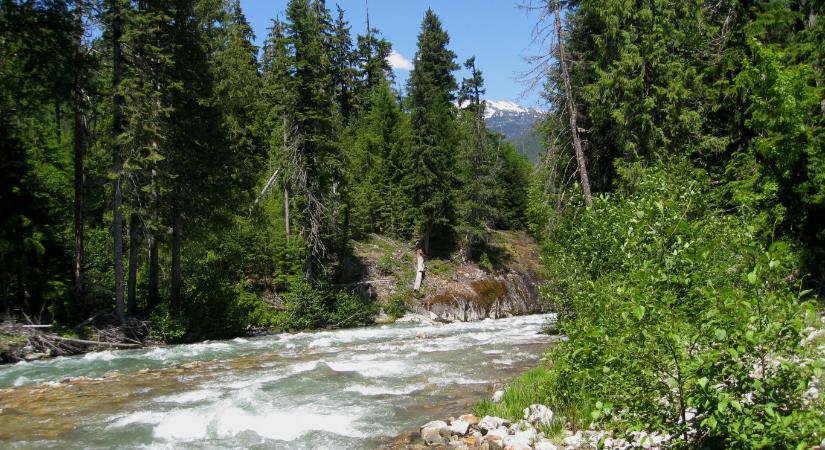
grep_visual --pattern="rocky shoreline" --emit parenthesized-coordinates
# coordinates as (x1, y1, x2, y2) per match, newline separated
(390, 402, 671, 450)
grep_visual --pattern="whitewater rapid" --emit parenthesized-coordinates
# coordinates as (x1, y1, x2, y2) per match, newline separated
(0, 313, 554, 449)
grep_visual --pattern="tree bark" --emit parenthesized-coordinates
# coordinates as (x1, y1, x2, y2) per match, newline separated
(73, 0, 86, 304)
(554, 0, 592, 206)
(148, 169, 159, 310)
(112, 0, 125, 321)
(413, 248, 425, 291)
(127, 213, 139, 316)
(171, 202, 182, 309)
(284, 186, 290, 240)
(147, 231, 159, 310)
(283, 116, 290, 241)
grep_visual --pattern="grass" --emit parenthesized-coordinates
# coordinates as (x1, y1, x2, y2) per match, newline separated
(473, 366, 594, 442)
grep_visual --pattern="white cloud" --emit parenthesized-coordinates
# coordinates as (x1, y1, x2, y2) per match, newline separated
(388, 50, 414, 71)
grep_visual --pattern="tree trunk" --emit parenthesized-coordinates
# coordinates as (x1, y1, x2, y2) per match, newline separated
(1, 256, 9, 317)
(284, 186, 290, 240)
(413, 248, 425, 291)
(127, 213, 139, 317)
(148, 169, 159, 310)
(554, 0, 592, 206)
(171, 202, 182, 309)
(112, 0, 125, 321)
(283, 116, 290, 241)
(148, 231, 159, 310)
(73, 0, 86, 304)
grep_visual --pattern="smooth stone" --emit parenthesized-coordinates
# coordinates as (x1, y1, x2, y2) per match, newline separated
(534, 439, 559, 450)
(450, 419, 471, 436)
(479, 416, 510, 431)
(562, 431, 584, 447)
(485, 427, 509, 442)
(459, 414, 480, 426)
(524, 404, 554, 426)
(492, 390, 506, 403)
(421, 427, 446, 446)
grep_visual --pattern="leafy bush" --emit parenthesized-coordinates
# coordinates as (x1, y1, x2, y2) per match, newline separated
(376, 254, 396, 275)
(277, 281, 378, 331)
(149, 304, 188, 343)
(532, 160, 824, 447)
(384, 292, 409, 319)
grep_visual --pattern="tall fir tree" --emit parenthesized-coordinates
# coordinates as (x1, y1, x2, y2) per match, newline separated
(404, 8, 458, 254)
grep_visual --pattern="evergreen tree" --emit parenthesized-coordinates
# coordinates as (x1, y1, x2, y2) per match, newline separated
(404, 8, 458, 254)
(456, 57, 498, 258)
(285, 0, 340, 280)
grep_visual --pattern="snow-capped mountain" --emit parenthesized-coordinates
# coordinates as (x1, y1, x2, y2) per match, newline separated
(483, 100, 545, 162)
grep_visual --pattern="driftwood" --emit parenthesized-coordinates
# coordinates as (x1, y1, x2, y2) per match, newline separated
(335, 279, 392, 288)
(22, 324, 52, 329)
(413, 249, 426, 291)
(50, 335, 142, 349)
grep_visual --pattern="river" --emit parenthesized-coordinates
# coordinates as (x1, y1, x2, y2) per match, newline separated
(0, 313, 554, 449)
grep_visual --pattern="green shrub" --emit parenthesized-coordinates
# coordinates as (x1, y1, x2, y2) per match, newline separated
(533, 160, 824, 448)
(149, 304, 188, 343)
(277, 281, 378, 331)
(376, 254, 396, 275)
(384, 292, 409, 319)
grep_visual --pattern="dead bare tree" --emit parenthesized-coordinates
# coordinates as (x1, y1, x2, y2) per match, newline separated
(520, 0, 593, 206)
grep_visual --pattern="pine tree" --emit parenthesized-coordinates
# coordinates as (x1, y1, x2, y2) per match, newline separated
(456, 57, 498, 259)
(404, 8, 458, 254)
(285, 0, 340, 280)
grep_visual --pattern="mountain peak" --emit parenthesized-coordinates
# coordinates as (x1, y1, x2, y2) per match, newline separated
(482, 99, 543, 120)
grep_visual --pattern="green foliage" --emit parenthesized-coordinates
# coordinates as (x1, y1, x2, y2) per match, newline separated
(384, 293, 409, 320)
(149, 304, 188, 343)
(277, 280, 378, 331)
(534, 161, 824, 447)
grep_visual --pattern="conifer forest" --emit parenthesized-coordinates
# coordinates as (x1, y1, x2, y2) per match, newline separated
(1, 0, 824, 448)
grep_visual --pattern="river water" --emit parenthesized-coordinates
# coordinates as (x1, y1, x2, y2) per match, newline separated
(0, 313, 554, 449)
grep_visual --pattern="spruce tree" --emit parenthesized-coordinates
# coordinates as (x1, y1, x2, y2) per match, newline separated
(456, 57, 498, 259)
(404, 8, 458, 254)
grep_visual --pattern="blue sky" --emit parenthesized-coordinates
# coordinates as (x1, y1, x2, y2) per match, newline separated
(238, 0, 545, 107)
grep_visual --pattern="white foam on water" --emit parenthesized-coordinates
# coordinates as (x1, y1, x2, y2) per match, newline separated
(154, 409, 210, 440)
(156, 389, 217, 404)
(343, 383, 427, 396)
(83, 350, 117, 361)
(326, 359, 408, 377)
(493, 358, 515, 365)
(308, 337, 333, 348)
(108, 411, 166, 428)
(232, 337, 249, 343)
(290, 361, 319, 373)
(214, 406, 364, 441)
(12, 376, 29, 387)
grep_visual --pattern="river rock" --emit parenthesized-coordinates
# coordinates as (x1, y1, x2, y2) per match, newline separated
(491, 390, 505, 403)
(504, 428, 538, 448)
(479, 416, 510, 431)
(534, 439, 559, 450)
(523, 404, 554, 426)
(459, 414, 480, 426)
(420, 420, 451, 440)
(450, 419, 471, 436)
(421, 427, 446, 446)
(562, 431, 584, 448)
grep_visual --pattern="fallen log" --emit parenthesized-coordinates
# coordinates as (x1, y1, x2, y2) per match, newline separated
(49, 335, 142, 349)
